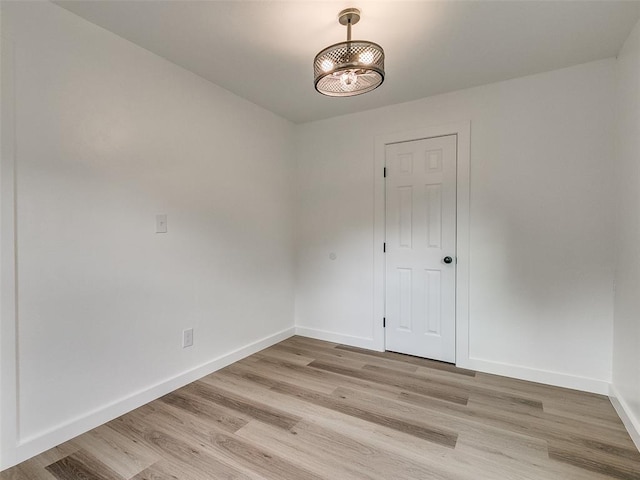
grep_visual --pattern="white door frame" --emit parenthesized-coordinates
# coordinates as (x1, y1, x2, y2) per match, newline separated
(373, 121, 471, 368)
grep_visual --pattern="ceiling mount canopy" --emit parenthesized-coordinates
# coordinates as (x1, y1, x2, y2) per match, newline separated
(314, 8, 385, 97)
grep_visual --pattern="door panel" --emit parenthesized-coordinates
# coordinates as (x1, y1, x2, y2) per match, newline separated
(385, 135, 457, 362)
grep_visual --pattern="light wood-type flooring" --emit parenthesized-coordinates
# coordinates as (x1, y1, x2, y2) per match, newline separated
(2, 336, 640, 479)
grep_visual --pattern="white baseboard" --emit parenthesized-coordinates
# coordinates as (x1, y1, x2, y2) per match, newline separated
(466, 357, 610, 395)
(8, 327, 295, 469)
(295, 326, 381, 351)
(609, 384, 640, 451)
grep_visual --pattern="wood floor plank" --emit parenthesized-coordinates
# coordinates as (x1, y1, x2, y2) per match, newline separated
(475, 371, 611, 406)
(235, 354, 444, 410)
(544, 402, 625, 423)
(208, 430, 325, 480)
(181, 380, 301, 430)
(547, 437, 640, 479)
(462, 397, 636, 449)
(130, 462, 180, 480)
(107, 410, 259, 480)
(250, 346, 315, 366)
(0, 464, 55, 480)
(241, 355, 337, 394)
(365, 363, 543, 409)
(221, 366, 574, 480)
(45, 449, 126, 480)
(207, 372, 470, 479)
(141, 400, 325, 480)
(335, 344, 477, 376)
(450, 437, 618, 480)
(454, 427, 549, 463)
(68, 424, 160, 479)
(158, 388, 251, 433)
(236, 419, 453, 480)
(548, 445, 640, 480)
(262, 375, 458, 448)
(207, 367, 459, 459)
(235, 420, 380, 480)
(330, 384, 557, 463)
(271, 342, 421, 374)
(308, 359, 470, 405)
(467, 392, 544, 415)
(363, 362, 546, 409)
(6, 336, 639, 480)
(381, 381, 634, 452)
(0, 467, 21, 480)
(238, 354, 351, 391)
(129, 457, 248, 480)
(278, 346, 370, 369)
(221, 364, 456, 447)
(543, 401, 628, 432)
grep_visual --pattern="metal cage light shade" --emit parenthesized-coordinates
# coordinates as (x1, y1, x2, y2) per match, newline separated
(314, 8, 385, 97)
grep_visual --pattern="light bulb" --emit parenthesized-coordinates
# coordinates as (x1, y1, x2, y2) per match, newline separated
(321, 59, 334, 72)
(339, 70, 358, 90)
(359, 50, 375, 65)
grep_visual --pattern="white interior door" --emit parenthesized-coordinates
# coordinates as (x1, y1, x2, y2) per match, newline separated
(384, 135, 457, 362)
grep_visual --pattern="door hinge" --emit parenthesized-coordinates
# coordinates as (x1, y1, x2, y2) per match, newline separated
(383, 167, 387, 178)
(383, 317, 386, 328)
(383, 242, 386, 253)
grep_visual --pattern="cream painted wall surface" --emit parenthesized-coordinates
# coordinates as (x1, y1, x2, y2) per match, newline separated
(1, 1, 294, 468)
(612, 18, 640, 448)
(295, 59, 616, 392)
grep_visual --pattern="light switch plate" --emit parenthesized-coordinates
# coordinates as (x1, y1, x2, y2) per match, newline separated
(156, 214, 167, 233)
(182, 328, 193, 348)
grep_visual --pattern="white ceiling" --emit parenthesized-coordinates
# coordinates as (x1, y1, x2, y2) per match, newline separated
(54, 1, 640, 124)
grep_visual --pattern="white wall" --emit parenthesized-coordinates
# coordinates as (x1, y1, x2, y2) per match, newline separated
(1, 1, 295, 469)
(295, 59, 616, 394)
(611, 18, 640, 449)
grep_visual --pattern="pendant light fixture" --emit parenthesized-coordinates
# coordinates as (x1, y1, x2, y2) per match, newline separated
(314, 8, 385, 97)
